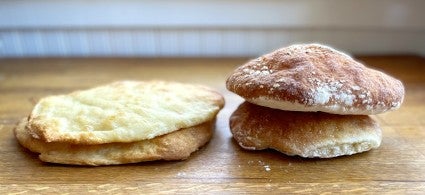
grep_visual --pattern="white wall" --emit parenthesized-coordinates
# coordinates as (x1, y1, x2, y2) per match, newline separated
(1, 0, 424, 57)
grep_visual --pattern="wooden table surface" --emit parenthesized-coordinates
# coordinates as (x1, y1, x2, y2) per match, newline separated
(0, 56, 424, 194)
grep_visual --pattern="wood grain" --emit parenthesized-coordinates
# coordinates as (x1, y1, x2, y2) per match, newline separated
(1, 56, 424, 194)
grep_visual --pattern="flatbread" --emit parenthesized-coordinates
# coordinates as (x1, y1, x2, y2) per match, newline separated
(28, 81, 224, 144)
(15, 118, 213, 166)
(229, 102, 382, 158)
(226, 43, 404, 115)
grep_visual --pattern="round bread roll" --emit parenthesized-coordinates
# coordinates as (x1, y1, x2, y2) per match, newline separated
(28, 81, 224, 144)
(15, 118, 213, 166)
(226, 43, 404, 115)
(229, 102, 382, 158)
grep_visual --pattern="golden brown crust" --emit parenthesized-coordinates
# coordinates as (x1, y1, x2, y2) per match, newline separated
(15, 118, 214, 166)
(229, 102, 382, 158)
(27, 80, 224, 144)
(226, 43, 404, 115)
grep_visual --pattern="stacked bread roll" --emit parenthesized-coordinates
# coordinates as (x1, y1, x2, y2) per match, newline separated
(226, 44, 404, 158)
(15, 81, 224, 165)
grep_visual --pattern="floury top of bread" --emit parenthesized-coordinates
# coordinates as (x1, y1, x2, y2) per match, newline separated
(28, 80, 225, 144)
(226, 43, 405, 115)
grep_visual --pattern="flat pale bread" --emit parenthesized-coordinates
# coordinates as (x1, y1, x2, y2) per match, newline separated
(28, 81, 224, 144)
(226, 43, 404, 115)
(15, 118, 213, 166)
(230, 102, 382, 158)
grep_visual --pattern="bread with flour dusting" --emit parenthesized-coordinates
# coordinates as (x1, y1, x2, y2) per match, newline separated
(226, 43, 404, 115)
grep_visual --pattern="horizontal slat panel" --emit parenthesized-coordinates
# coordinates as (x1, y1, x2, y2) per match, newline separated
(1, 29, 424, 57)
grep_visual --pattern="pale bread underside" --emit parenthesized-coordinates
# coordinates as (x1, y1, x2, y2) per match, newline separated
(28, 81, 224, 144)
(248, 97, 389, 115)
(15, 118, 213, 166)
(226, 43, 404, 115)
(229, 102, 382, 158)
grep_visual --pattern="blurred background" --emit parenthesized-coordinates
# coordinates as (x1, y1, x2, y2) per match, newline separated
(1, 0, 424, 58)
